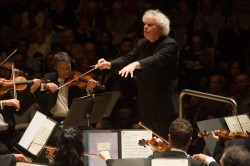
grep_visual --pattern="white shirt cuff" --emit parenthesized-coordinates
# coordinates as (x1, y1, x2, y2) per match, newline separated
(205, 157, 216, 165)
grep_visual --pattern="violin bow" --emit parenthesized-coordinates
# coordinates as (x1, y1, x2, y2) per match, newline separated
(11, 63, 19, 111)
(32, 142, 98, 157)
(0, 49, 17, 66)
(58, 67, 97, 90)
(139, 122, 169, 145)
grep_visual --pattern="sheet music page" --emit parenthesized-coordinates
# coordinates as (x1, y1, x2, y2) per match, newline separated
(28, 118, 56, 155)
(224, 116, 243, 132)
(121, 130, 153, 159)
(88, 132, 119, 166)
(18, 112, 47, 149)
(237, 114, 250, 132)
(151, 159, 189, 166)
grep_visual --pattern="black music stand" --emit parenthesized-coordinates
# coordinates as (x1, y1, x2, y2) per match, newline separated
(63, 91, 120, 129)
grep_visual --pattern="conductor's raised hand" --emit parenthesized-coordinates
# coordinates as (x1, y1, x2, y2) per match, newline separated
(97, 58, 111, 70)
(119, 61, 140, 78)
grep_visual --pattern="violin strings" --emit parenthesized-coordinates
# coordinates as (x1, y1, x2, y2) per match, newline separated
(58, 67, 97, 90)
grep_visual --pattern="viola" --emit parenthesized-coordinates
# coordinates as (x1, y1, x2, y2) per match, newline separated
(0, 77, 49, 97)
(138, 138, 171, 152)
(198, 129, 250, 141)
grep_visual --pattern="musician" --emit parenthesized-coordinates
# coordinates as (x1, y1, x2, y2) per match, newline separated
(192, 145, 250, 166)
(99, 119, 203, 166)
(0, 153, 27, 166)
(37, 52, 98, 121)
(0, 78, 41, 152)
(47, 127, 84, 166)
(96, 9, 179, 139)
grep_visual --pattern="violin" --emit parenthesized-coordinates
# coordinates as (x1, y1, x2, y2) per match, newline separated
(0, 61, 28, 77)
(198, 129, 250, 141)
(138, 138, 171, 152)
(31, 143, 98, 162)
(62, 70, 105, 90)
(0, 76, 49, 97)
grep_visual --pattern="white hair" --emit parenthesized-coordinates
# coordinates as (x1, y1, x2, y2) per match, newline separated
(142, 9, 170, 36)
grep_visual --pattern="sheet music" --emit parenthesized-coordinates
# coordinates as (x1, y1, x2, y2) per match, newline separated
(28, 118, 56, 155)
(237, 114, 250, 132)
(121, 130, 153, 159)
(18, 112, 47, 149)
(151, 159, 189, 166)
(225, 114, 250, 132)
(225, 116, 243, 132)
(88, 132, 119, 166)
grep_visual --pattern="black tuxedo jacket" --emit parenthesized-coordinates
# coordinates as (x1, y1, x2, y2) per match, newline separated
(37, 72, 87, 117)
(0, 154, 16, 166)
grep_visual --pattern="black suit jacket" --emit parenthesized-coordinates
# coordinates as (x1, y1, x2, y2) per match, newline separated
(0, 154, 16, 166)
(0, 90, 37, 131)
(213, 138, 250, 162)
(110, 36, 179, 121)
(37, 72, 87, 117)
(148, 150, 203, 166)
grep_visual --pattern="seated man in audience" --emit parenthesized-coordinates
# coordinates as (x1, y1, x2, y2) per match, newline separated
(98, 119, 203, 166)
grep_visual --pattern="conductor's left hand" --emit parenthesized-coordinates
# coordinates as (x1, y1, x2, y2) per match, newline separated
(119, 61, 140, 78)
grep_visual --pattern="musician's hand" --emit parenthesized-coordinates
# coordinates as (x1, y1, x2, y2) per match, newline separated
(1, 99, 20, 109)
(97, 151, 111, 160)
(45, 83, 58, 92)
(192, 153, 210, 163)
(86, 79, 98, 91)
(14, 153, 28, 162)
(97, 58, 111, 70)
(211, 131, 219, 141)
(119, 61, 140, 78)
(30, 79, 41, 94)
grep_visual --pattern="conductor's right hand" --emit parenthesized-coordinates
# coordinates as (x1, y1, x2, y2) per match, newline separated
(44, 83, 58, 92)
(97, 58, 111, 70)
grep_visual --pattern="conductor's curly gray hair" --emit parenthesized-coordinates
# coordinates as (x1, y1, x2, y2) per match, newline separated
(142, 9, 170, 36)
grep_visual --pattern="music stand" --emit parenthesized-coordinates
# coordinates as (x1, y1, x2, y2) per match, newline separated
(63, 91, 120, 129)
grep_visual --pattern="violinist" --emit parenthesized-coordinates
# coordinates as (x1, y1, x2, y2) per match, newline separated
(196, 129, 250, 163)
(47, 127, 84, 166)
(0, 78, 41, 153)
(36, 52, 99, 121)
(192, 145, 250, 166)
(98, 119, 203, 166)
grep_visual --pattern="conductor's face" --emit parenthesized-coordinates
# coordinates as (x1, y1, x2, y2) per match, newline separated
(143, 17, 162, 42)
(55, 60, 71, 79)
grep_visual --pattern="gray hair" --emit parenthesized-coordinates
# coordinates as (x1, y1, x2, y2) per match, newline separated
(53, 52, 72, 67)
(142, 9, 170, 36)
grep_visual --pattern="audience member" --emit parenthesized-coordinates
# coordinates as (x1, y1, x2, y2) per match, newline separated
(231, 73, 250, 114)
